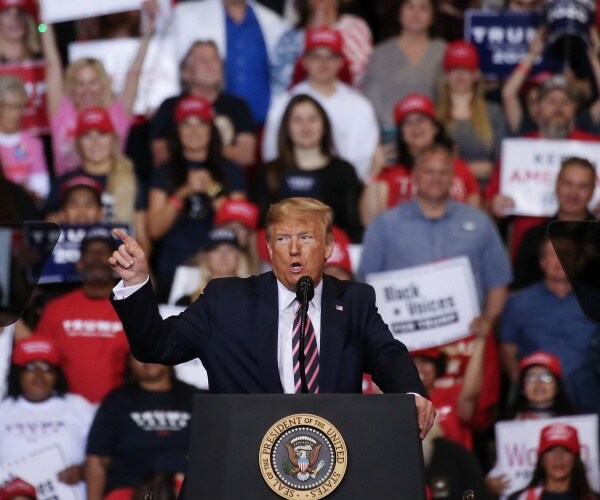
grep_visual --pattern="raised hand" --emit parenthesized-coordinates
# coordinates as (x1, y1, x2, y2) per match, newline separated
(109, 229, 149, 286)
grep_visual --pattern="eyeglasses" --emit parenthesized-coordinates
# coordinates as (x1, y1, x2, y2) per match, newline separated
(23, 361, 55, 373)
(524, 373, 554, 384)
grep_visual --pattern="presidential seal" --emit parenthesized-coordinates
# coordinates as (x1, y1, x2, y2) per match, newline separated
(259, 414, 347, 499)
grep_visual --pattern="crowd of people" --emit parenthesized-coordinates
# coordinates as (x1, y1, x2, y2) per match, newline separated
(0, 0, 600, 498)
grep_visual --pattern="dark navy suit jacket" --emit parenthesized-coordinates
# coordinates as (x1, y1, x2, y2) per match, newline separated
(111, 272, 424, 395)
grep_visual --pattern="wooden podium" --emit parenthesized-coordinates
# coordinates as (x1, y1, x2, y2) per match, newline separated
(184, 394, 426, 499)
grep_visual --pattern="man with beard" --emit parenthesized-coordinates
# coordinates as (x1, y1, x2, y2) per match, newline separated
(485, 75, 599, 259)
(34, 228, 130, 403)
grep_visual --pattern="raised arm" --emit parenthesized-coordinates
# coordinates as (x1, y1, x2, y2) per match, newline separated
(40, 23, 65, 116)
(119, 0, 157, 116)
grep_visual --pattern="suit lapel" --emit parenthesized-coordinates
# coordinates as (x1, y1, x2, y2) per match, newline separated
(319, 276, 345, 393)
(255, 272, 284, 393)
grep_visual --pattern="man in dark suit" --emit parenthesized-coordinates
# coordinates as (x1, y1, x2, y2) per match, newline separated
(109, 197, 436, 438)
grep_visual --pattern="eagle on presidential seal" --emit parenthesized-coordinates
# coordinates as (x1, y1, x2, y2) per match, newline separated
(284, 436, 325, 481)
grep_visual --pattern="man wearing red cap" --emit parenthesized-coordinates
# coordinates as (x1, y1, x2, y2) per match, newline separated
(262, 27, 380, 182)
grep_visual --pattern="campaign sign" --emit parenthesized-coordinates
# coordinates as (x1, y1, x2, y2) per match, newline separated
(366, 257, 480, 351)
(495, 415, 599, 499)
(500, 138, 600, 217)
(0, 61, 47, 135)
(40, 0, 143, 23)
(69, 37, 179, 116)
(464, 10, 545, 80)
(27, 223, 127, 284)
(0, 445, 79, 500)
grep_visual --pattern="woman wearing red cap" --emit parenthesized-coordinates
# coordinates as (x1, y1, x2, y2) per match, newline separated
(360, 93, 481, 225)
(438, 40, 506, 188)
(147, 95, 246, 301)
(40, 1, 156, 176)
(507, 423, 598, 500)
(0, 0, 40, 64)
(0, 338, 95, 498)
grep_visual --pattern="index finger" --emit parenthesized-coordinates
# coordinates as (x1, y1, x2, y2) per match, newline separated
(112, 228, 133, 244)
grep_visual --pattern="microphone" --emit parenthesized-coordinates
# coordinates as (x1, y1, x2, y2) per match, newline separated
(295, 276, 314, 393)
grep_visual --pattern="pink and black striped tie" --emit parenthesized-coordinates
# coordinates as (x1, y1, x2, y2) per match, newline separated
(292, 302, 320, 393)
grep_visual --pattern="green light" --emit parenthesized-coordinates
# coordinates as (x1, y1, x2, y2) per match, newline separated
(38, 23, 47, 33)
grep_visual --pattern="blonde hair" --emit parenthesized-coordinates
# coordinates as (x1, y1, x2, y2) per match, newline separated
(437, 78, 493, 149)
(189, 247, 249, 302)
(0, 13, 40, 59)
(65, 58, 113, 108)
(0, 74, 27, 102)
(107, 154, 137, 223)
(265, 197, 333, 243)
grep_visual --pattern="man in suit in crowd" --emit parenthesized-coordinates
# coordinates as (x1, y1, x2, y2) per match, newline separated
(109, 197, 435, 438)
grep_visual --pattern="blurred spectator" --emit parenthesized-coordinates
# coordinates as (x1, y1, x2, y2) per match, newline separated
(436, 0, 476, 42)
(150, 40, 256, 168)
(360, 94, 480, 226)
(324, 226, 353, 281)
(254, 93, 363, 241)
(0, 0, 40, 64)
(40, 2, 156, 175)
(0, 477, 37, 500)
(271, 0, 373, 95)
(0, 338, 95, 498)
(263, 28, 379, 181)
(513, 157, 596, 289)
(57, 175, 104, 225)
(176, 227, 246, 306)
(34, 229, 130, 404)
(85, 357, 199, 500)
(363, 0, 445, 129)
(438, 41, 507, 187)
(577, 28, 600, 136)
(44, 108, 150, 254)
(169, 0, 288, 126)
(506, 423, 598, 500)
(358, 143, 511, 329)
(506, 0, 543, 12)
(214, 198, 260, 275)
(0, 166, 39, 221)
(147, 96, 246, 301)
(498, 236, 600, 413)
(0, 75, 49, 202)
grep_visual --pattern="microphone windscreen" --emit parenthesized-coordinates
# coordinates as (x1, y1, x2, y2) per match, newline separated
(295, 275, 315, 302)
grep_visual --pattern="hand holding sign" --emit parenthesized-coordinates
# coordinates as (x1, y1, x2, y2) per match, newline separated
(109, 229, 148, 287)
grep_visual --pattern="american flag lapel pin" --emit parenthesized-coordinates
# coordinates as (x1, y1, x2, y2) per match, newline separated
(336, 305, 343, 311)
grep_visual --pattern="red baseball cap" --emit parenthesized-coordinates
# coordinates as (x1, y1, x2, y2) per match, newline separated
(0, 0, 37, 18)
(410, 347, 442, 360)
(174, 96, 215, 124)
(215, 199, 259, 230)
(519, 351, 563, 379)
(304, 28, 343, 56)
(538, 423, 581, 456)
(76, 108, 115, 137)
(12, 337, 60, 367)
(0, 477, 37, 500)
(59, 174, 104, 205)
(326, 227, 352, 275)
(394, 94, 436, 125)
(443, 41, 479, 72)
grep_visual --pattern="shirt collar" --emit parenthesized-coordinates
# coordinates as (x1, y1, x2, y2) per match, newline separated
(277, 278, 323, 312)
(406, 198, 456, 220)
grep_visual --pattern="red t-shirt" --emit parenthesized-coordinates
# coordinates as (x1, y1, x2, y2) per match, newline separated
(376, 157, 480, 208)
(430, 384, 473, 450)
(485, 129, 600, 257)
(35, 288, 130, 403)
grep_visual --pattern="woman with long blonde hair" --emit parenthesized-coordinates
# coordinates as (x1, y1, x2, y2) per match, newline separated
(437, 40, 506, 187)
(0, 0, 40, 63)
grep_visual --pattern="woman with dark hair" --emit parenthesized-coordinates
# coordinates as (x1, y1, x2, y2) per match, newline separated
(360, 93, 480, 225)
(0, 337, 95, 498)
(252, 93, 363, 242)
(147, 95, 246, 300)
(507, 423, 598, 500)
(85, 356, 200, 500)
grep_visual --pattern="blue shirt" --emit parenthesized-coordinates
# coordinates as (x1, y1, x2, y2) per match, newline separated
(498, 281, 600, 379)
(358, 199, 512, 307)
(225, 5, 271, 125)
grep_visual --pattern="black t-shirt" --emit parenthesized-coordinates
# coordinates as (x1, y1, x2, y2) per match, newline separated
(251, 157, 364, 242)
(86, 381, 200, 494)
(507, 489, 578, 500)
(150, 93, 255, 141)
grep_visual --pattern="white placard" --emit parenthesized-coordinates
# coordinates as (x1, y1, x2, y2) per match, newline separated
(494, 415, 599, 499)
(500, 138, 600, 217)
(159, 304, 209, 390)
(0, 445, 79, 500)
(68, 36, 179, 116)
(40, 0, 143, 23)
(366, 257, 480, 351)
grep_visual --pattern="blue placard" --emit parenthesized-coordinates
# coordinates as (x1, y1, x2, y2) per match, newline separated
(464, 10, 551, 80)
